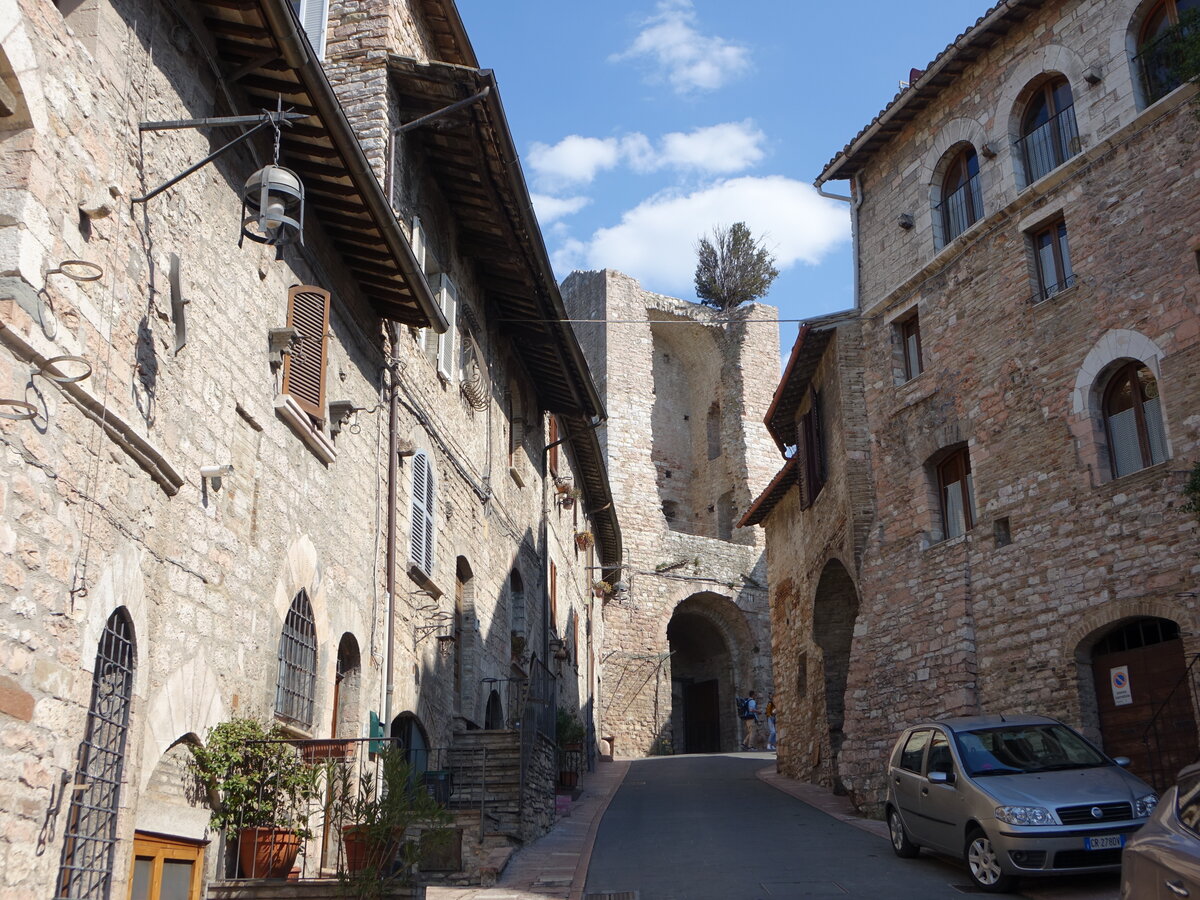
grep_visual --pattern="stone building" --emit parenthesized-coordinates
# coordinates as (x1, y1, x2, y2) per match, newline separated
(747, 0, 1200, 815)
(561, 269, 778, 756)
(0, 0, 618, 897)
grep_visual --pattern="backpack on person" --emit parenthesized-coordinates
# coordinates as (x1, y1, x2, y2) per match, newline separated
(736, 696, 754, 720)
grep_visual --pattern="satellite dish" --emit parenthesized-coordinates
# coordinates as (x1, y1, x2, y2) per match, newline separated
(169, 252, 188, 353)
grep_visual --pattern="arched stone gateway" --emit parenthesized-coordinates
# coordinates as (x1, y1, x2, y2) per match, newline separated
(666, 592, 756, 754)
(1077, 616, 1199, 790)
(813, 559, 860, 789)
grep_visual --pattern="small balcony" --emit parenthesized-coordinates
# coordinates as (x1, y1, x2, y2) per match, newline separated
(935, 173, 984, 244)
(1136, 14, 1200, 105)
(1017, 104, 1080, 184)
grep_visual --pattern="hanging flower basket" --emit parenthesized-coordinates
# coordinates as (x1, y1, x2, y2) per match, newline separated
(574, 531, 594, 551)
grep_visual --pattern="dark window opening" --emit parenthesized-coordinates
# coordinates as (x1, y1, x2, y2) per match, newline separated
(1103, 361, 1168, 477)
(1136, 0, 1200, 105)
(937, 447, 976, 539)
(937, 147, 983, 243)
(899, 314, 923, 381)
(1019, 78, 1079, 183)
(1093, 617, 1180, 656)
(1032, 219, 1075, 300)
(276, 590, 318, 728)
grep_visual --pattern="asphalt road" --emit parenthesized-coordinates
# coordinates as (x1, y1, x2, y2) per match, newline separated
(584, 754, 1120, 900)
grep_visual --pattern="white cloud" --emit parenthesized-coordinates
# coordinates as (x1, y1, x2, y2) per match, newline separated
(527, 135, 621, 188)
(611, 0, 750, 94)
(559, 176, 850, 296)
(531, 193, 591, 224)
(530, 121, 765, 186)
(658, 121, 764, 173)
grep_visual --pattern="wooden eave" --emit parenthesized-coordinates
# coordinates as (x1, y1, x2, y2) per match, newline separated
(559, 414, 622, 572)
(738, 457, 799, 529)
(413, 0, 478, 67)
(387, 55, 605, 422)
(817, 0, 1048, 184)
(188, 0, 445, 330)
(763, 325, 833, 454)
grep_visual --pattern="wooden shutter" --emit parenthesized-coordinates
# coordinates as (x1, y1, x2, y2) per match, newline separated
(282, 285, 331, 421)
(410, 451, 435, 574)
(435, 274, 458, 380)
(810, 388, 827, 489)
(549, 560, 558, 630)
(298, 0, 329, 58)
(794, 418, 810, 509)
(548, 415, 559, 476)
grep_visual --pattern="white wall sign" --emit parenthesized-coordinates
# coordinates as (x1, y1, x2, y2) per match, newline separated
(1110, 666, 1133, 707)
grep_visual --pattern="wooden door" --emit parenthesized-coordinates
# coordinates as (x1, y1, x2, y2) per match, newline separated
(682, 680, 720, 753)
(1093, 637, 1198, 790)
(127, 834, 204, 900)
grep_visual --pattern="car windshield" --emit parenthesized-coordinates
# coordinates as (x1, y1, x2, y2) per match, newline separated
(954, 724, 1108, 776)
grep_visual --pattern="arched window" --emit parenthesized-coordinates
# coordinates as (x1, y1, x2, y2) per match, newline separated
(484, 690, 504, 730)
(410, 450, 435, 576)
(935, 447, 976, 539)
(333, 634, 361, 739)
(276, 590, 318, 728)
(937, 147, 983, 244)
(1137, 0, 1200, 103)
(57, 610, 136, 900)
(1019, 77, 1078, 183)
(1103, 362, 1168, 477)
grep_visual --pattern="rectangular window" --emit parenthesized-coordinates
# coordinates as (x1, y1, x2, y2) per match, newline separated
(434, 274, 458, 381)
(129, 834, 204, 900)
(549, 560, 558, 630)
(937, 447, 977, 539)
(899, 314, 923, 381)
(900, 730, 931, 773)
(1032, 219, 1074, 301)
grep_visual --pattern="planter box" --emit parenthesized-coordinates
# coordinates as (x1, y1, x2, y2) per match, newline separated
(208, 878, 424, 900)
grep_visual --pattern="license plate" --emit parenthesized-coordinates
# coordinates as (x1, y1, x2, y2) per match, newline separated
(1085, 834, 1125, 850)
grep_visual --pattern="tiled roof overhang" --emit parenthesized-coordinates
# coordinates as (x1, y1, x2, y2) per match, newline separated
(763, 325, 833, 453)
(387, 57, 605, 422)
(558, 416, 622, 573)
(414, 0, 478, 68)
(188, 0, 445, 330)
(738, 457, 799, 528)
(816, 0, 1049, 185)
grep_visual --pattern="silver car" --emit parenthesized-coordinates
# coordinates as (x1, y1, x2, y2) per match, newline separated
(886, 715, 1158, 893)
(1121, 763, 1200, 899)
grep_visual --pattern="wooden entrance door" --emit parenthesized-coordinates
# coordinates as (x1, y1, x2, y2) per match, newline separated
(128, 834, 204, 900)
(1092, 637, 1198, 790)
(682, 679, 720, 753)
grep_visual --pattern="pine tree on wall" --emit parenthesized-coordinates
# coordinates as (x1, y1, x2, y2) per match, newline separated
(693, 222, 779, 310)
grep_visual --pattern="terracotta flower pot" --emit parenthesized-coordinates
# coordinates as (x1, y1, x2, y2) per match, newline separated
(238, 826, 301, 879)
(340, 823, 402, 874)
(298, 739, 356, 762)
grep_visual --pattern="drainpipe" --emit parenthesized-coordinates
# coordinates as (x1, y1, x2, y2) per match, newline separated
(383, 332, 400, 735)
(818, 175, 864, 310)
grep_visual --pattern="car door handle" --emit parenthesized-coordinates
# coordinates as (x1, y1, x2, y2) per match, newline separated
(1165, 880, 1189, 897)
(920, 788, 929, 796)
(894, 778, 901, 785)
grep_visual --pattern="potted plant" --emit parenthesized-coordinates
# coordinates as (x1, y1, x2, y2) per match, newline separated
(510, 631, 527, 661)
(592, 580, 614, 599)
(332, 745, 452, 898)
(189, 719, 320, 879)
(556, 708, 586, 790)
(574, 530, 594, 551)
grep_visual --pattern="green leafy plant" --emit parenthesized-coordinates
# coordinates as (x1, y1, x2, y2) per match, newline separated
(693, 221, 779, 310)
(188, 718, 320, 837)
(555, 707, 586, 747)
(332, 745, 452, 899)
(1183, 459, 1200, 523)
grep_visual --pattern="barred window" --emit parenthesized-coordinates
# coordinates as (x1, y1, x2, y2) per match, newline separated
(56, 609, 136, 900)
(275, 591, 318, 728)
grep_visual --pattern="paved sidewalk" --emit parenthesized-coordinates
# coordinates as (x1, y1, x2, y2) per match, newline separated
(427, 759, 630, 900)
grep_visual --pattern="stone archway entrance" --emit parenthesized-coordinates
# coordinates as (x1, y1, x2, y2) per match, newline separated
(813, 560, 859, 788)
(666, 592, 753, 754)
(1088, 617, 1198, 790)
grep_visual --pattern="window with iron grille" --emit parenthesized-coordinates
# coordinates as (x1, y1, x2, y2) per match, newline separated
(1018, 78, 1078, 184)
(1136, 0, 1200, 106)
(275, 591, 317, 728)
(56, 609, 136, 900)
(936, 147, 983, 245)
(1031, 218, 1076, 301)
(1103, 361, 1168, 477)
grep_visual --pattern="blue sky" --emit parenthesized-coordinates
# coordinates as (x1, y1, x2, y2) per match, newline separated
(456, 0, 987, 361)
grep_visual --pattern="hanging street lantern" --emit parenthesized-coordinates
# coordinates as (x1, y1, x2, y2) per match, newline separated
(240, 164, 305, 250)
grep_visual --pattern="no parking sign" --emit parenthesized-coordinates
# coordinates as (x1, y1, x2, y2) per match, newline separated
(1110, 666, 1133, 707)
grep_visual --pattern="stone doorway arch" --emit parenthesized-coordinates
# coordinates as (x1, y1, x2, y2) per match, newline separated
(1077, 616, 1199, 790)
(813, 559, 860, 789)
(666, 592, 755, 754)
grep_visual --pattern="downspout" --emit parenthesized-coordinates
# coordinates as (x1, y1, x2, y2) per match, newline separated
(383, 331, 400, 735)
(818, 177, 863, 310)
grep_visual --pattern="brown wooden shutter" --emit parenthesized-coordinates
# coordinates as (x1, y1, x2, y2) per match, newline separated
(550, 560, 558, 630)
(810, 388, 827, 490)
(282, 285, 331, 420)
(794, 418, 810, 510)
(548, 416, 559, 476)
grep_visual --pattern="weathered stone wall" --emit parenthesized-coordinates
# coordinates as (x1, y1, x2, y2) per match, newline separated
(0, 1, 602, 896)
(820, 0, 1200, 813)
(561, 270, 778, 756)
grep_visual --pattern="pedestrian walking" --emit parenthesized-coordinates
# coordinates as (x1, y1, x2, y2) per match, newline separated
(740, 690, 761, 750)
(765, 695, 777, 751)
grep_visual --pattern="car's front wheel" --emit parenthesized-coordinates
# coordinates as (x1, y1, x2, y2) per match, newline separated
(888, 807, 920, 858)
(964, 827, 1018, 893)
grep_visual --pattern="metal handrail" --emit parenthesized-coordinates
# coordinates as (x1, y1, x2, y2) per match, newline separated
(1140, 652, 1200, 791)
(1017, 103, 1079, 183)
(934, 173, 983, 243)
(1135, 15, 1200, 105)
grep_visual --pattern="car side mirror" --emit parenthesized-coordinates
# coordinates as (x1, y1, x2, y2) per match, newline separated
(1113, 756, 1131, 768)
(928, 770, 955, 785)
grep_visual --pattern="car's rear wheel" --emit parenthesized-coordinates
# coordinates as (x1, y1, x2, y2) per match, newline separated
(888, 807, 920, 858)
(965, 827, 1018, 893)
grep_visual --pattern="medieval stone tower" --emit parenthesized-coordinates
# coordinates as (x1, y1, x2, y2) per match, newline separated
(561, 270, 780, 756)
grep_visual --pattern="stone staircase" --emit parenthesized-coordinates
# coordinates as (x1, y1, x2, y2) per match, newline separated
(444, 730, 523, 838)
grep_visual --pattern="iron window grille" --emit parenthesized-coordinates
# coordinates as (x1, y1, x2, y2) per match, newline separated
(275, 591, 318, 728)
(1135, 3, 1200, 106)
(55, 610, 136, 900)
(1018, 95, 1079, 184)
(935, 149, 983, 244)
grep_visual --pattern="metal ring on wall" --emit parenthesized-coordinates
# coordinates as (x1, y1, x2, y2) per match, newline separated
(35, 355, 93, 384)
(45, 260, 104, 283)
(0, 399, 38, 421)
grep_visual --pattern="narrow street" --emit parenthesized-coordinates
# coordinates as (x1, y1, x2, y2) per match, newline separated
(583, 754, 1121, 900)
